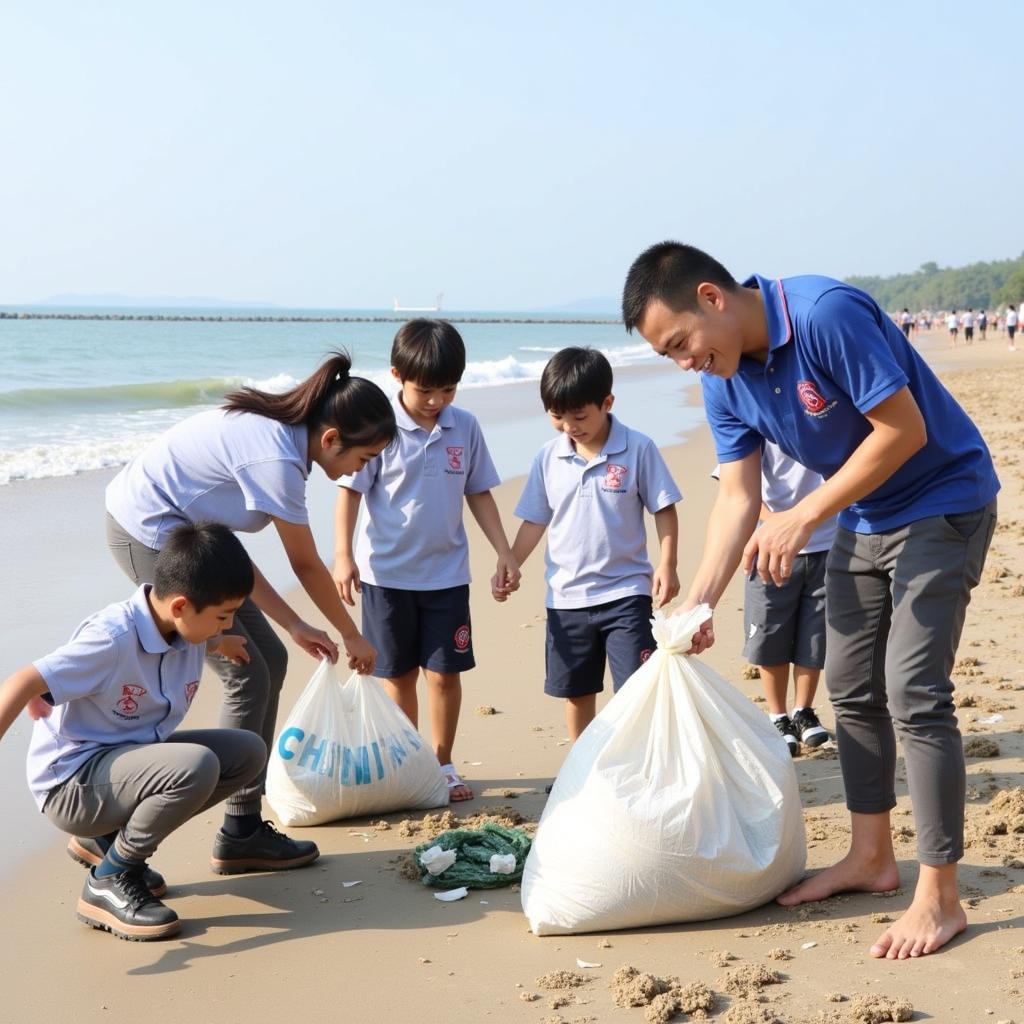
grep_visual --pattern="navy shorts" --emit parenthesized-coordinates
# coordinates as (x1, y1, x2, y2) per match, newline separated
(545, 595, 655, 699)
(361, 583, 475, 678)
(742, 550, 827, 669)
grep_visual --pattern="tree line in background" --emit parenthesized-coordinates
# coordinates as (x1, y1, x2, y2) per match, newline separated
(846, 253, 1024, 312)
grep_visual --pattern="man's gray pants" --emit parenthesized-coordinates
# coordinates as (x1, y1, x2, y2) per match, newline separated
(824, 501, 996, 865)
(44, 729, 267, 862)
(106, 514, 289, 817)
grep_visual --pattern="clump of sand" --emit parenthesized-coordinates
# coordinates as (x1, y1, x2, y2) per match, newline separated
(708, 949, 738, 967)
(536, 970, 589, 990)
(765, 948, 792, 961)
(718, 964, 783, 998)
(848, 993, 913, 1023)
(475, 705, 498, 715)
(609, 966, 715, 1022)
(721, 1005, 779, 1024)
(964, 737, 1000, 758)
(741, 665, 760, 680)
(397, 804, 534, 840)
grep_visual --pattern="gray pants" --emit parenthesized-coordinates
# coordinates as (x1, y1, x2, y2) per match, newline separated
(824, 501, 996, 865)
(43, 729, 266, 861)
(106, 514, 288, 816)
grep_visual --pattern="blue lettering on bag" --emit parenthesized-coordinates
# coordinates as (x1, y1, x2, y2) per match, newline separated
(278, 727, 305, 760)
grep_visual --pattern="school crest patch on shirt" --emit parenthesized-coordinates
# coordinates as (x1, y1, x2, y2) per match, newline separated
(604, 464, 627, 489)
(796, 380, 827, 414)
(114, 684, 147, 718)
(446, 446, 464, 471)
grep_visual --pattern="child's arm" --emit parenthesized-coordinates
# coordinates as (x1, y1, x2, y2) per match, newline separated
(492, 520, 547, 602)
(332, 487, 363, 607)
(465, 490, 521, 601)
(652, 505, 680, 609)
(0, 667, 50, 742)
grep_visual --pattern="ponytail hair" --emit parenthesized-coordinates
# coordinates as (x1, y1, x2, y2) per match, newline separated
(223, 351, 397, 449)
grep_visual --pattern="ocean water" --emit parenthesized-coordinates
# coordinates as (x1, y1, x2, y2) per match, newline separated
(0, 307, 687, 486)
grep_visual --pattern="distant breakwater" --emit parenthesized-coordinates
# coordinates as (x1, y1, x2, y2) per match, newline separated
(0, 311, 623, 326)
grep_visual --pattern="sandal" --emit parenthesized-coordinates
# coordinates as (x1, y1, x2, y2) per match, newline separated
(440, 763, 474, 802)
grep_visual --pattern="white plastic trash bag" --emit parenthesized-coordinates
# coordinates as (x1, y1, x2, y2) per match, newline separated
(521, 605, 807, 935)
(267, 660, 449, 826)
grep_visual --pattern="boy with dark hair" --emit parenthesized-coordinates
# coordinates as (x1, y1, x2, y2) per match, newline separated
(0, 522, 268, 941)
(502, 347, 681, 740)
(624, 239, 998, 960)
(333, 319, 519, 801)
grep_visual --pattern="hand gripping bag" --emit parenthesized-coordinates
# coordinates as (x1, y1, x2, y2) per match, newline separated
(267, 660, 448, 826)
(521, 606, 807, 935)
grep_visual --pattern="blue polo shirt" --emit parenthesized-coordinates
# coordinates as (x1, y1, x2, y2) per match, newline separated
(339, 395, 501, 590)
(27, 586, 207, 810)
(702, 275, 999, 533)
(514, 416, 682, 609)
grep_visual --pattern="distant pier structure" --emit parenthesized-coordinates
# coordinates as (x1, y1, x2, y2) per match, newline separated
(0, 310, 622, 325)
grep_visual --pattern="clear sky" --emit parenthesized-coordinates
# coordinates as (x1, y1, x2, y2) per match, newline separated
(2, 1, 1020, 310)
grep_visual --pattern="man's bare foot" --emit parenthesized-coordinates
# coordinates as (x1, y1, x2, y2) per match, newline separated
(777, 850, 900, 906)
(870, 868, 967, 959)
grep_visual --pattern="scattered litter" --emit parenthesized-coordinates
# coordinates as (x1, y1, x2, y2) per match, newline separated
(418, 957, 431, 964)
(312, 889, 324, 896)
(342, 880, 362, 888)
(977, 714, 1005, 725)
(576, 958, 602, 969)
(434, 887, 469, 902)
(465, 761, 483, 766)
(479, 900, 489, 905)
(419, 845, 458, 875)
(598, 939, 612, 949)
(556, 740, 569, 746)
(490, 853, 517, 874)
(801, 941, 817, 949)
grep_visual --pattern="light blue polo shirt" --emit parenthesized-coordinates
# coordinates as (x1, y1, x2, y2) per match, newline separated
(514, 415, 682, 609)
(339, 395, 501, 590)
(702, 275, 999, 533)
(106, 408, 310, 549)
(27, 586, 207, 810)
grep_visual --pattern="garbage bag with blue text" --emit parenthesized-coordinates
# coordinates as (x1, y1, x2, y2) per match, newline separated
(267, 660, 449, 826)
(521, 606, 807, 935)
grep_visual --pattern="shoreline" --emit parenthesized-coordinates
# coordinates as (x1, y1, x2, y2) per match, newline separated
(2, 332, 1023, 1022)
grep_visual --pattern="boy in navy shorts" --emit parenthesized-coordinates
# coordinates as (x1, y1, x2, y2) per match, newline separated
(717, 442, 834, 755)
(503, 347, 681, 741)
(333, 319, 519, 801)
(0, 523, 268, 941)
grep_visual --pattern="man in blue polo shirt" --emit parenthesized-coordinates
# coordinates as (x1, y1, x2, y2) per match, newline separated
(622, 241, 998, 962)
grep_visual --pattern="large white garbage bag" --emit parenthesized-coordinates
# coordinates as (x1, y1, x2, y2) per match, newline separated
(521, 606, 807, 935)
(267, 660, 448, 826)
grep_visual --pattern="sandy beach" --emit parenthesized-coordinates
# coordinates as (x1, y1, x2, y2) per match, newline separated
(3, 331, 1023, 1024)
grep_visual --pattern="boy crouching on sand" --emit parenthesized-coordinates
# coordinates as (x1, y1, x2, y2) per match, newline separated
(0, 523, 268, 941)
(500, 347, 682, 740)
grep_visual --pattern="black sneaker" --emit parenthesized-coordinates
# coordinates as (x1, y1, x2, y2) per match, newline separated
(772, 714, 799, 757)
(791, 707, 830, 748)
(77, 867, 180, 941)
(210, 820, 319, 875)
(67, 837, 167, 898)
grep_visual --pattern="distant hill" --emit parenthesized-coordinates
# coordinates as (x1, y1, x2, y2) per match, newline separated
(35, 293, 279, 309)
(846, 254, 1024, 312)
